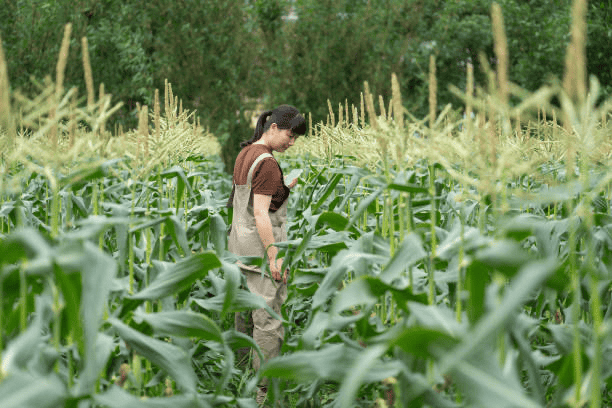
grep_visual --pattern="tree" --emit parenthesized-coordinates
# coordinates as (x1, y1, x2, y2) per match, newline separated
(1, 0, 258, 173)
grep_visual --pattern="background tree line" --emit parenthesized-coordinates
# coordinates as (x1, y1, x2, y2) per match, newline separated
(1, 0, 611, 172)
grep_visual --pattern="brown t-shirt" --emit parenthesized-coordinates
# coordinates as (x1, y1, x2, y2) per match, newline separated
(227, 144, 290, 212)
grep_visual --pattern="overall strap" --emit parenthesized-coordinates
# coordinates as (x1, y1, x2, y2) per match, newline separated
(247, 153, 274, 187)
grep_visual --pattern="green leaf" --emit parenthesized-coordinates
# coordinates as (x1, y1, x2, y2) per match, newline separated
(312, 252, 385, 309)
(465, 259, 489, 323)
(222, 329, 264, 365)
(336, 345, 388, 408)
(53, 262, 85, 359)
(209, 213, 227, 256)
(134, 310, 224, 343)
(0, 228, 51, 265)
(94, 386, 209, 408)
(475, 240, 535, 278)
(109, 317, 197, 393)
(75, 334, 114, 396)
(0, 371, 66, 408)
(193, 289, 284, 322)
(221, 261, 240, 315)
(332, 276, 426, 315)
(1, 298, 47, 372)
(387, 182, 428, 194)
(337, 170, 365, 211)
(70, 215, 132, 241)
(440, 258, 560, 375)
(408, 302, 466, 337)
(435, 224, 486, 261)
(78, 243, 117, 383)
(451, 351, 542, 408)
(129, 252, 221, 300)
(385, 325, 459, 358)
(312, 232, 387, 309)
(130, 216, 190, 257)
(510, 326, 546, 404)
(301, 311, 364, 349)
(379, 232, 426, 284)
(59, 159, 122, 191)
(315, 211, 349, 231)
(312, 173, 343, 212)
(345, 186, 385, 230)
(166, 215, 191, 256)
(260, 344, 401, 383)
(161, 165, 194, 215)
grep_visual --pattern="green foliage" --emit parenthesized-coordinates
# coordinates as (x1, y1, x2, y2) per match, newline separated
(252, 0, 288, 44)
(0, 0, 257, 141)
(84, 1, 158, 115)
(267, 0, 414, 121)
(586, 0, 612, 99)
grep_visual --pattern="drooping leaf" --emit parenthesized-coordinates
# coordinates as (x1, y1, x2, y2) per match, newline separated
(221, 260, 240, 315)
(378, 232, 427, 284)
(312, 173, 343, 212)
(161, 165, 194, 205)
(59, 158, 122, 191)
(165, 215, 191, 256)
(387, 182, 428, 194)
(408, 302, 466, 337)
(475, 239, 535, 278)
(345, 186, 385, 230)
(332, 276, 427, 315)
(1, 298, 48, 373)
(109, 318, 197, 393)
(335, 344, 388, 408)
(79, 242, 117, 371)
(450, 350, 542, 408)
(260, 343, 401, 384)
(312, 232, 387, 309)
(129, 252, 221, 300)
(209, 213, 227, 256)
(385, 325, 459, 359)
(0, 227, 51, 265)
(465, 259, 489, 323)
(222, 329, 264, 364)
(53, 262, 85, 358)
(0, 371, 67, 408)
(134, 310, 224, 343)
(93, 386, 209, 408)
(193, 289, 284, 322)
(315, 211, 349, 231)
(75, 333, 114, 396)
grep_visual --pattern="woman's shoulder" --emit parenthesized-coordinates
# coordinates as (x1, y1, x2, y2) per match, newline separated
(240, 144, 275, 164)
(234, 144, 277, 180)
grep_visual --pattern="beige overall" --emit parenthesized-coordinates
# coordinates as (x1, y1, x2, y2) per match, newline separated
(228, 152, 288, 376)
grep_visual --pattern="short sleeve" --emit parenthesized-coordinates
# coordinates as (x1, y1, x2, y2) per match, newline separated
(251, 158, 282, 196)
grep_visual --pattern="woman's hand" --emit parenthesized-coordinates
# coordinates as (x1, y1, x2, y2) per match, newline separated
(270, 258, 288, 284)
(288, 177, 299, 189)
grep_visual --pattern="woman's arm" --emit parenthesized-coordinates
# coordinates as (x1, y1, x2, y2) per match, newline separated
(253, 193, 285, 282)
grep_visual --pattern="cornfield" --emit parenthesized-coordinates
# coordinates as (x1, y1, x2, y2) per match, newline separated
(2, 1, 612, 407)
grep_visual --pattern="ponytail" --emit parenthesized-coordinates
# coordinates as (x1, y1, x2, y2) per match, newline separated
(240, 110, 273, 148)
(239, 105, 306, 148)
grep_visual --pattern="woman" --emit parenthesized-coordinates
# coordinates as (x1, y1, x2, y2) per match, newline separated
(227, 104, 306, 400)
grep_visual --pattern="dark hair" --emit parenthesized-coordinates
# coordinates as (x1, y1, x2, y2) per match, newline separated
(240, 104, 307, 148)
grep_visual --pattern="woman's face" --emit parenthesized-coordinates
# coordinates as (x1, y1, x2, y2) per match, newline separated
(270, 124, 298, 152)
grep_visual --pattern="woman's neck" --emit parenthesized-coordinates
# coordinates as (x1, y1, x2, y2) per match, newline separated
(253, 138, 272, 149)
